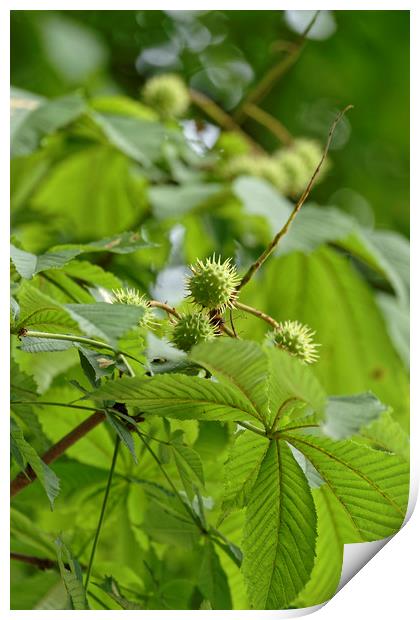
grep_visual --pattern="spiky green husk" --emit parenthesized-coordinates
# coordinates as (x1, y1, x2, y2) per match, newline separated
(171, 311, 217, 352)
(111, 288, 155, 329)
(186, 255, 240, 311)
(269, 320, 319, 364)
(142, 73, 189, 118)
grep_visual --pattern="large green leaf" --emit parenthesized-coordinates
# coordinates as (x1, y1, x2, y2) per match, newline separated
(293, 485, 362, 608)
(242, 440, 317, 609)
(10, 418, 60, 508)
(222, 429, 267, 512)
(284, 432, 408, 541)
(31, 146, 148, 239)
(90, 374, 260, 423)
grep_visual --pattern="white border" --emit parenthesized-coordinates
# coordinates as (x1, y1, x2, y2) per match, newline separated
(2, 3, 417, 618)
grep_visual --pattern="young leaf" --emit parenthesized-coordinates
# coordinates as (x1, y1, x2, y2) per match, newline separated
(242, 440, 317, 609)
(10, 418, 60, 508)
(55, 538, 89, 610)
(198, 541, 232, 610)
(285, 432, 409, 541)
(90, 374, 261, 423)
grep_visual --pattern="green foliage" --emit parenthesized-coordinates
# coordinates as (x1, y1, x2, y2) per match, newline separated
(10, 13, 409, 611)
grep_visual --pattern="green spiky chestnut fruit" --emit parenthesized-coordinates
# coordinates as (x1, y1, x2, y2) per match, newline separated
(171, 311, 217, 352)
(186, 255, 240, 311)
(269, 320, 319, 364)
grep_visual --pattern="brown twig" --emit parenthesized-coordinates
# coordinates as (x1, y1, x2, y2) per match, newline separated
(10, 411, 106, 497)
(238, 105, 353, 290)
(11, 552, 61, 572)
(149, 300, 180, 320)
(189, 88, 264, 153)
(234, 11, 321, 123)
(241, 103, 294, 146)
(234, 301, 279, 330)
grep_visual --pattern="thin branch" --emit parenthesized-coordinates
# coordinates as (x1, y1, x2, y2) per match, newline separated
(84, 436, 120, 589)
(10, 411, 106, 497)
(234, 11, 321, 122)
(241, 103, 294, 146)
(238, 105, 353, 290)
(10, 552, 59, 571)
(234, 301, 279, 330)
(149, 300, 180, 320)
(189, 88, 264, 153)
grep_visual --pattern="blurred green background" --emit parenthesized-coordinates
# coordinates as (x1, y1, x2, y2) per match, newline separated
(11, 9, 409, 235)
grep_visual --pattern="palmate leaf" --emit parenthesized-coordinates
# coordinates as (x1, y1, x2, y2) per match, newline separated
(91, 341, 325, 429)
(90, 374, 261, 423)
(242, 440, 317, 610)
(284, 432, 408, 541)
(10, 418, 60, 508)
